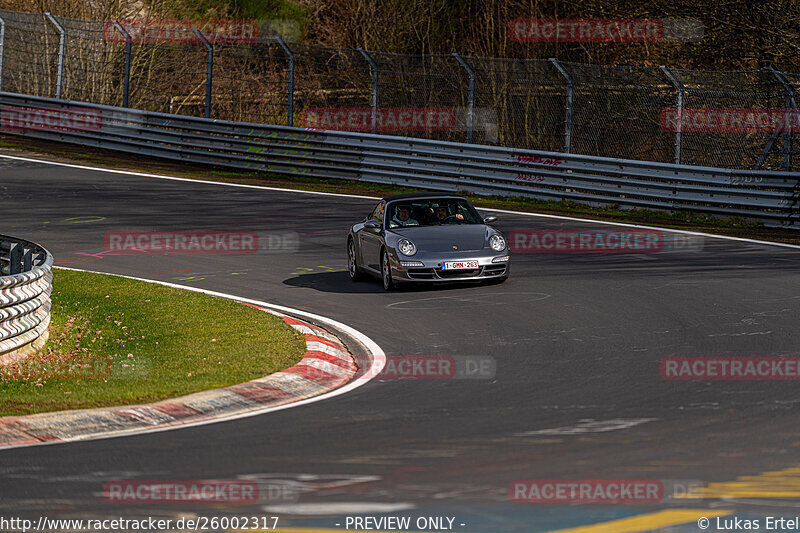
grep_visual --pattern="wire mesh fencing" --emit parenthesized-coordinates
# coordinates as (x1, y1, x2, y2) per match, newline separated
(670, 69, 786, 170)
(561, 62, 676, 163)
(468, 57, 565, 152)
(292, 43, 372, 129)
(212, 39, 289, 126)
(0, 9, 60, 98)
(54, 16, 125, 106)
(0, 8, 797, 170)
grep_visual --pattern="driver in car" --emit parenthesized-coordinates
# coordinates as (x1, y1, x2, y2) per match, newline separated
(391, 204, 419, 227)
(433, 203, 464, 223)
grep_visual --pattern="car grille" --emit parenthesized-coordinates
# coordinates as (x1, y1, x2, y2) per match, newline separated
(482, 265, 507, 276)
(437, 268, 481, 278)
(405, 265, 507, 280)
(406, 268, 437, 280)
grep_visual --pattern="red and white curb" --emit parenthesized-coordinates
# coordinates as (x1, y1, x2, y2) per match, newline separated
(0, 305, 359, 448)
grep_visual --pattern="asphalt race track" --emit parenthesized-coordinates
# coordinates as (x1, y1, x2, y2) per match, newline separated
(3, 155, 800, 532)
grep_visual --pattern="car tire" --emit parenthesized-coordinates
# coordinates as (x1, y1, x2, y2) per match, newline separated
(347, 238, 364, 282)
(381, 249, 395, 291)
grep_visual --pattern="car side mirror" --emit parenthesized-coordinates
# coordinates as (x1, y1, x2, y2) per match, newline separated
(364, 220, 381, 229)
(483, 215, 498, 224)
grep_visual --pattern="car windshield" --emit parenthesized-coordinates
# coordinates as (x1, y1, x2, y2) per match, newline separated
(387, 198, 482, 229)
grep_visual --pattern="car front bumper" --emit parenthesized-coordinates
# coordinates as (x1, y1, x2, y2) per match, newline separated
(392, 254, 510, 282)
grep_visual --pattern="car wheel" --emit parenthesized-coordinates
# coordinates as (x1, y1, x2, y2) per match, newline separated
(347, 238, 364, 282)
(381, 249, 395, 291)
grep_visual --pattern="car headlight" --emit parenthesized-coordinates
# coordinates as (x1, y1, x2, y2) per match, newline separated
(398, 239, 417, 256)
(489, 234, 506, 252)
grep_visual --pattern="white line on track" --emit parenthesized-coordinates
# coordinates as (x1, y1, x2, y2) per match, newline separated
(0, 266, 386, 450)
(481, 206, 800, 250)
(0, 153, 378, 200)
(3, 151, 800, 250)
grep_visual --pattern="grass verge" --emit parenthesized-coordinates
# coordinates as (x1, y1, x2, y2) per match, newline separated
(0, 269, 306, 416)
(1, 135, 799, 245)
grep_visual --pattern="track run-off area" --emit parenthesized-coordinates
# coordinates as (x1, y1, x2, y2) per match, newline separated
(2, 153, 800, 532)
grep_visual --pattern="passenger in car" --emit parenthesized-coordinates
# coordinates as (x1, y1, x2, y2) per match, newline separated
(391, 205, 419, 227)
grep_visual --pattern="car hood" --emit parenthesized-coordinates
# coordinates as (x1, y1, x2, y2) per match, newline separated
(391, 224, 488, 252)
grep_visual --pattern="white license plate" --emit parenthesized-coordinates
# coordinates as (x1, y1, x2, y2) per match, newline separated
(441, 260, 479, 270)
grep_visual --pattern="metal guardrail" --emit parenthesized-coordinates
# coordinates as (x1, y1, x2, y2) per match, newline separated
(0, 234, 52, 364)
(1, 91, 799, 228)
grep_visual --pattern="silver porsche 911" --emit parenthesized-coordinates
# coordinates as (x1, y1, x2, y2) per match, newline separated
(347, 193, 510, 290)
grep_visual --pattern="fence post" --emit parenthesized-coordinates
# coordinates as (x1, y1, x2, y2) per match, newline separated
(755, 130, 782, 170)
(767, 64, 797, 171)
(357, 48, 379, 134)
(549, 58, 574, 153)
(453, 53, 476, 144)
(0, 14, 5, 92)
(274, 36, 294, 127)
(660, 65, 685, 165)
(112, 21, 132, 108)
(192, 29, 213, 118)
(44, 13, 65, 99)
